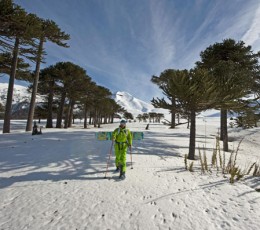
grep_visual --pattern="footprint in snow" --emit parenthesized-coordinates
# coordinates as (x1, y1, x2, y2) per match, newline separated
(149, 201, 157, 206)
(172, 212, 177, 218)
(142, 195, 152, 200)
(232, 217, 239, 222)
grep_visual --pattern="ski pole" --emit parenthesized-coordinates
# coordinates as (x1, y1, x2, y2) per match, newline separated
(130, 145, 133, 169)
(104, 141, 113, 179)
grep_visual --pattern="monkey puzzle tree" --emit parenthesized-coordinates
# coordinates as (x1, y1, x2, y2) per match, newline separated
(166, 68, 217, 159)
(151, 69, 183, 128)
(91, 86, 112, 128)
(51, 62, 87, 128)
(26, 19, 70, 131)
(0, 51, 31, 79)
(1, 0, 41, 133)
(37, 64, 61, 128)
(197, 39, 260, 151)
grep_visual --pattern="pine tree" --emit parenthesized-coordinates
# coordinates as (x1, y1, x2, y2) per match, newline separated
(1, 1, 41, 133)
(26, 19, 70, 131)
(37, 65, 61, 128)
(197, 39, 260, 151)
(151, 69, 181, 128)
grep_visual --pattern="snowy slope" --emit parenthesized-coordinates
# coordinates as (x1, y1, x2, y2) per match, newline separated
(113, 91, 221, 118)
(0, 83, 44, 106)
(0, 83, 44, 118)
(0, 83, 31, 105)
(114, 91, 169, 117)
(0, 119, 259, 230)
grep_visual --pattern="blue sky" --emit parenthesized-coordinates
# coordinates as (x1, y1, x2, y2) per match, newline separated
(2, 0, 260, 102)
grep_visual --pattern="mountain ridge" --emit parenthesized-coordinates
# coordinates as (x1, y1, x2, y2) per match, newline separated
(0, 83, 168, 118)
(0, 83, 222, 119)
(113, 91, 168, 116)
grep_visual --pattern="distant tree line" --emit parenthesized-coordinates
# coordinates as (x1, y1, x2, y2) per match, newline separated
(151, 39, 260, 160)
(0, 0, 126, 132)
(136, 112, 164, 123)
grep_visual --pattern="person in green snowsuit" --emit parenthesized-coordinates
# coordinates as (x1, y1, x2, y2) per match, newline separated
(112, 119, 132, 179)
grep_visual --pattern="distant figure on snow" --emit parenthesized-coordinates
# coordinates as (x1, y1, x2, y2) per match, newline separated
(32, 121, 42, 135)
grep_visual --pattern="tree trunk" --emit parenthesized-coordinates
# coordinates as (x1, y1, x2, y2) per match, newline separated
(56, 91, 66, 128)
(93, 109, 97, 127)
(84, 103, 88, 129)
(104, 115, 108, 124)
(3, 38, 20, 133)
(46, 79, 55, 128)
(111, 114, 114, 123)
(68, 100, 74, 127)
(220, 109, 224, 141)
(89, 115, 92, 125)
(64, 109, 69, 129)
(170, 111, 175, 128)
(64, 99, 72, 129)
(188, 109, 196, 160)
(170, 97, 176, 128)
(98, 111, 101, 128)
(26, 37, 44, 132)
(221, 109, 229, 151)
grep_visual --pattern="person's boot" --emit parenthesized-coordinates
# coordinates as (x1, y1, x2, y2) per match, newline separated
(119, 166, 125, 179)
(115, 166, 119, 172)
(118, 165, 122, 175)
(120, 172, 126, 180)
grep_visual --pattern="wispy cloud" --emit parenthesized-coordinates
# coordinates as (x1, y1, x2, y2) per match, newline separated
(241, 1, 260, 50)
(9, 0, 260, 102)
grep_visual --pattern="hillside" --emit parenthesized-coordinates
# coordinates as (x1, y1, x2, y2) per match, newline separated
(0, 83, 169, 119)
(0, 83, 44, 118)
(0, 83, 220, 119)
(113, 91, 168, 117)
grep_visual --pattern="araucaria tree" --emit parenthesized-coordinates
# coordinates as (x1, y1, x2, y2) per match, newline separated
(50, 62, 87, 128)
(37, 65, 59, 128)
(197, 39, 260, 151)
(151, 67, 217, 159)
(151, 69, 180, 128)
(166, 68, 216, 160)
(0, 0, 41, 133)
(26, 19, 70, 131)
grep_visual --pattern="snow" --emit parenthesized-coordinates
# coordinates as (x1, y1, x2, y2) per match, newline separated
(0, 118, 259, 230)
(114, 91, 169, 117)
(0, 83, 42, 108)
(0, 83, 219, 120)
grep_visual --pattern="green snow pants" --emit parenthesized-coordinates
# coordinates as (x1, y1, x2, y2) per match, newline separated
(114, 142, 128, 172)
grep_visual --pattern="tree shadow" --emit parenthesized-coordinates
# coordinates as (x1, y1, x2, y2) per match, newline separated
(0, 130, 115, 189)
(0, 127, 220, 189)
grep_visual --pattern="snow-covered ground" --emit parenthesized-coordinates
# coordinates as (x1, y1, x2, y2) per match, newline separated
(0, 118, 259, 230)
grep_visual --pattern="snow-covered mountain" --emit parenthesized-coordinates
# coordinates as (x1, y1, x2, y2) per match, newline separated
(0, 83, 31, 105)
(0, 83, 221, 119)
(0, 83, 168, 118)
(0, 83, 44, 118)
(113, 91, 168, 117)
(113, 91, 222, 118)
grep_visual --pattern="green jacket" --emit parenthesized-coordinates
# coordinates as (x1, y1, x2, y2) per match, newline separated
(112, 127, 132, 146)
